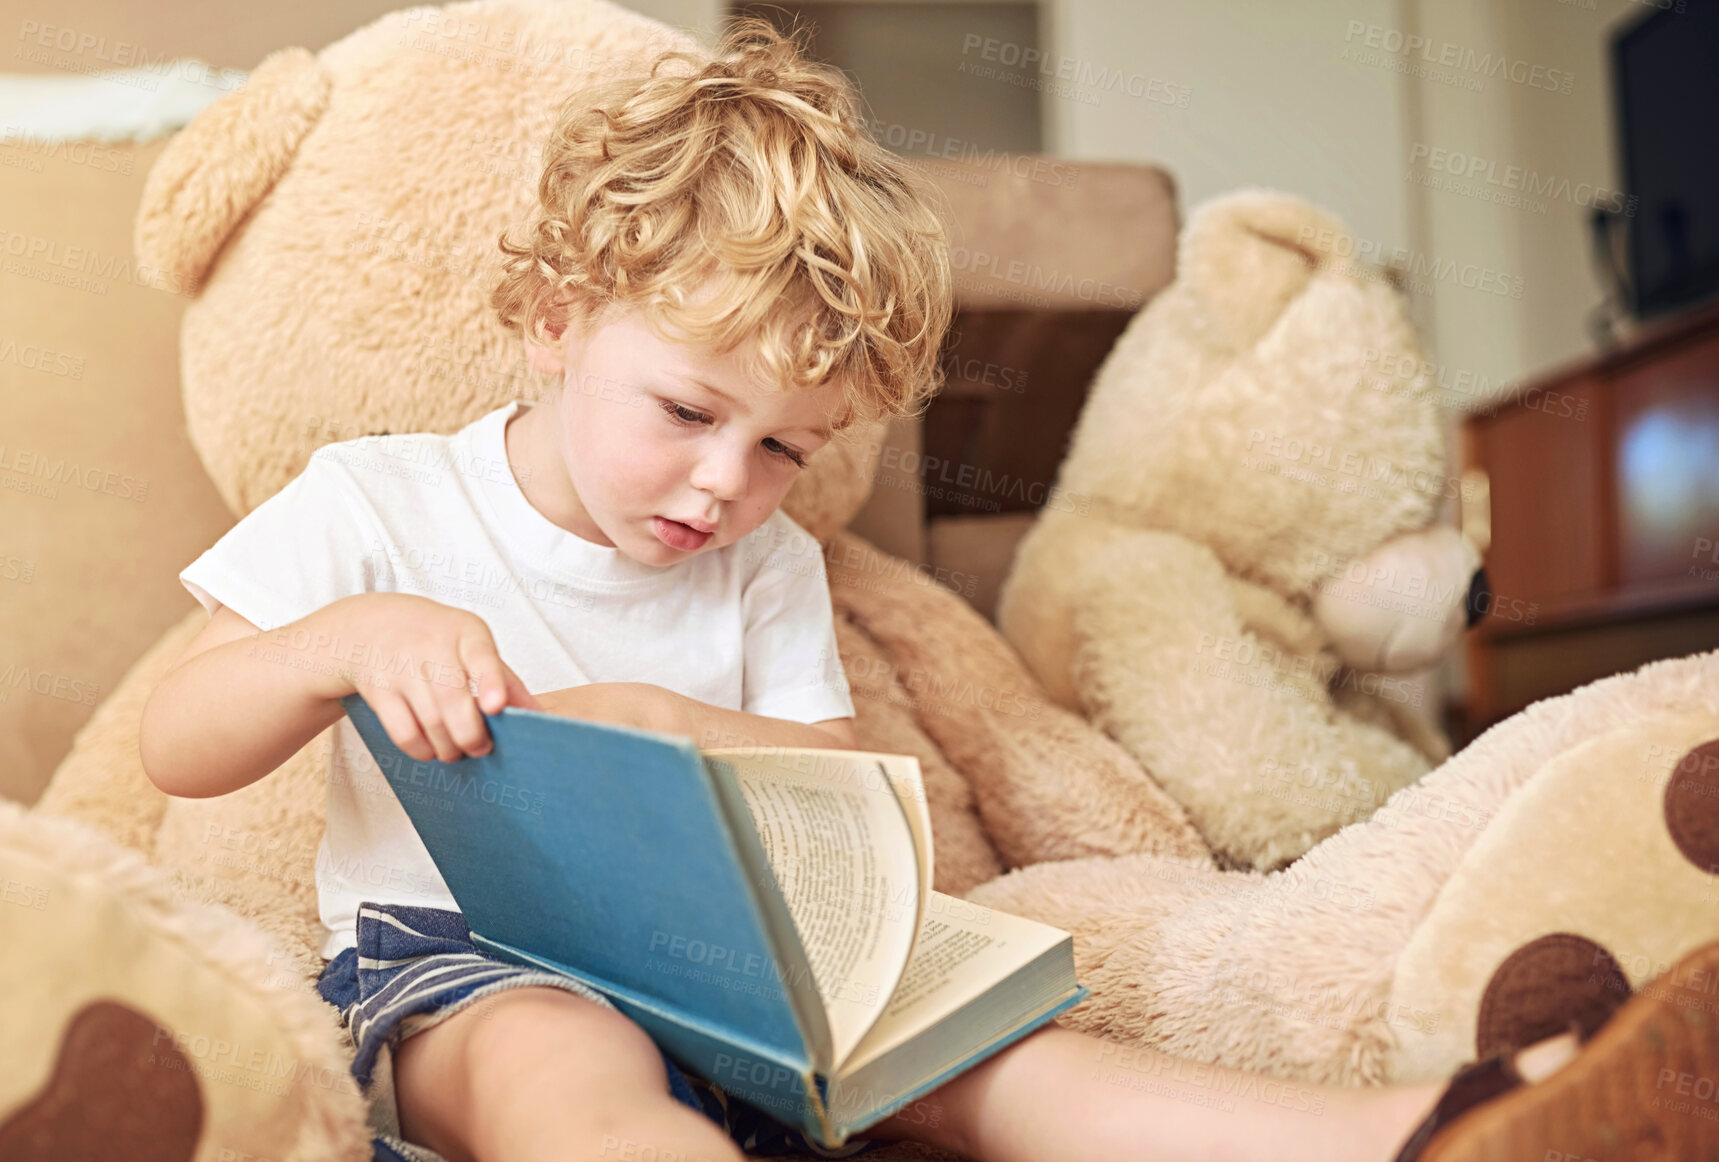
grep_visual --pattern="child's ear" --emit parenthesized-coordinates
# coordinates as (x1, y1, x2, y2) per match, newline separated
(524, 330, 566, 376)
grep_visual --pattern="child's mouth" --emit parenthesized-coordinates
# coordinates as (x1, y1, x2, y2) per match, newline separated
(653, 516, 712, 551)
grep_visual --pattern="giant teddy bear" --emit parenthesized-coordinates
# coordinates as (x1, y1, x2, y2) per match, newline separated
(4, 1, 1201, 1158)
(6, 1, 1719, 1160)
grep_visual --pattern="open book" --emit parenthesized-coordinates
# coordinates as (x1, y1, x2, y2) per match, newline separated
(338, 694, 1088, 1148)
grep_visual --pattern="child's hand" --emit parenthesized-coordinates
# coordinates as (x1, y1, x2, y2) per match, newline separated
(326, 593, 540, 762)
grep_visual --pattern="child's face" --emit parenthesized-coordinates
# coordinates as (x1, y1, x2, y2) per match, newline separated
(523, 301, 844, 567)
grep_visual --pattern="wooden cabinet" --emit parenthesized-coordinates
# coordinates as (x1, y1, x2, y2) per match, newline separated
(1462, 300, 1719, 733)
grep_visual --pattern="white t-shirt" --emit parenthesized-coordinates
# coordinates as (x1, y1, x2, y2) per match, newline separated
(179, 400, 854, 958)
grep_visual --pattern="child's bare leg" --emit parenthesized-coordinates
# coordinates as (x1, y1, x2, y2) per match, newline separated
(393, 986, 747, 1162)
(866, 1023, 1567, 1162)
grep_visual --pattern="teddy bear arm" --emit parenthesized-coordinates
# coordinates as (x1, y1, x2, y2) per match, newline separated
(1223, 574, 1326, 657)
(1070, 531, 1435, 867)
(1334, 681, 1454, 767)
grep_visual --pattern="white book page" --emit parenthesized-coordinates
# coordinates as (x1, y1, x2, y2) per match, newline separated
(708, 749, 926, 1071)
(837, 893, 1066, 1077)
(870, 751, 933, 1022)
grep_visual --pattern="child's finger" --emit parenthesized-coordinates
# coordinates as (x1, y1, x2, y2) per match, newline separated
(403, 684, 463, 764)
(368, 691, 436, 764)
(500, 662, 541, 711)
(463, 646, 539, 715)
(458, 637, 514, 716)
(434, 677, 493, 758)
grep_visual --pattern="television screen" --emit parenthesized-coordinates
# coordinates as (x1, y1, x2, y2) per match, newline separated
(1613, 2, 1719, 320)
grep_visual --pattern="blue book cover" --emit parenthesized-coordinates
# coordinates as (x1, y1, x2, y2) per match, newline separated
(338, 693, 1089, 1147)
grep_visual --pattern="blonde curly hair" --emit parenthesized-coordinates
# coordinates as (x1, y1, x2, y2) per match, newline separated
(491, 16, 956, 432)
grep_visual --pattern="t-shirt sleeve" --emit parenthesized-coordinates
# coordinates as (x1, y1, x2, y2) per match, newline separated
(740, 533, 855, 725)
(179, 447, 381, 631)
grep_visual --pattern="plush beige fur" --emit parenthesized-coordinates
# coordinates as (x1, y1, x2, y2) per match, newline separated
(0, 800, 371, 1161)
(12, 1, 1719, 1156)
(1386, 710, 1719, 1079)
(997, 190, 1458, 870)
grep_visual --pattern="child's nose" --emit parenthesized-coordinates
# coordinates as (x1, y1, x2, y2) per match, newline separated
(690, 442, 750, 502)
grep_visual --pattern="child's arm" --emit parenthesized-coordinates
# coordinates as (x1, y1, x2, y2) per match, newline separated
(141, 593, 539, 799)
(539, 683, 858, 750)
(668, 691, 857, 750)
(139, 601, 356, 799)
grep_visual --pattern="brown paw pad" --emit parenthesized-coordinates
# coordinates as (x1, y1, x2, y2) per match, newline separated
(1476, 933, 1631, 1057)
(1663, 740, 1719, 874)
(0, 998, 203, 1161)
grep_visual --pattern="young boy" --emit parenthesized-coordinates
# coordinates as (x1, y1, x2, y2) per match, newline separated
(140, 16, 1631, 1162)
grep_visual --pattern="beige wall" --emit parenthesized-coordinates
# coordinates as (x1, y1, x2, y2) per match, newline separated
(1488, 0, 1644, 375)
(1043, 0, 1640, 403)
(1393, 0, 1530, 403)
(1042, 0, 1414, 252)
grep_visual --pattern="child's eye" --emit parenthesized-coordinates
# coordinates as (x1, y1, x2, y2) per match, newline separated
(661, 400, 710, 426)
(763, 438, 808, 469)
(660, 399, 807, 468)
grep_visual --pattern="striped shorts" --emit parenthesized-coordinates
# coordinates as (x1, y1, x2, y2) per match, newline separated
(315, 902, 886, 1162)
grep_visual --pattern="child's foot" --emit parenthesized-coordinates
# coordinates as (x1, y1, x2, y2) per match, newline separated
(1391, 937, 1719, 1161)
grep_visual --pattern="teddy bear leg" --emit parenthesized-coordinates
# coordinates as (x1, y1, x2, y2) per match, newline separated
(0, 802, 372, 1161)
(970, 655, 1719, 1090)
(0, 999, 203, 1160)
(1387, 719, 1719, 1084)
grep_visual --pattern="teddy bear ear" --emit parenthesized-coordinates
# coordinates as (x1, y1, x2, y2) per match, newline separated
(134, 46, 330, 293)
(1176, 188, 1355, 349)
